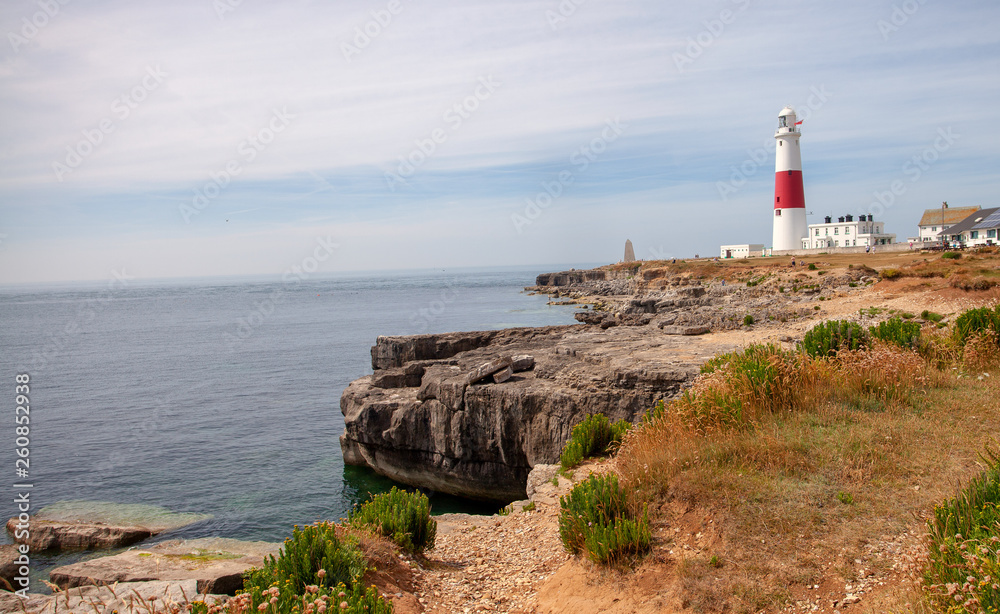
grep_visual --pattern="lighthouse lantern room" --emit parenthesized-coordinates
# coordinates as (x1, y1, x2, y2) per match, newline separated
(772, 106, 808, 251)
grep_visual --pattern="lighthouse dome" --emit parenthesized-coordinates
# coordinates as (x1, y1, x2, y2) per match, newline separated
(777, 106, 797, 130)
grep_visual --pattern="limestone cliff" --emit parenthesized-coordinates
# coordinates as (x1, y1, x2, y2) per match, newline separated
(340, 325, 715, 501)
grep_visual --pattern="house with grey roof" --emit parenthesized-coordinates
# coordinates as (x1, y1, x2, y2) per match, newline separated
(938, 207, 1000, 247)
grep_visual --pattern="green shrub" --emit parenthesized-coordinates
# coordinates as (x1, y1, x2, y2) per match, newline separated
(942, 251, 962, 260)
(808, 263, 817, 271)
(242, 522, 379, 613)
(560, 413, 630, 470)
(920, 309, 943, 322)
(800, 320, 866, 358)
(558, 473, 650, 565)
(245, 522, 366, 595)
(880, 268, 903, 280)
(743, 314, 754, 326)
(869, 316, 921, 350)
(349, 487, 436, 553)
(953, 306, 1000, 346)
(925, 447, 1000, 612)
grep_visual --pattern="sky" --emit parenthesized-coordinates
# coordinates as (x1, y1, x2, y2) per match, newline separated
(0, 0, 998, 283)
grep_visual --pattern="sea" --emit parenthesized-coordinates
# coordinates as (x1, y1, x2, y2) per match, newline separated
(0, 265, 591, 583)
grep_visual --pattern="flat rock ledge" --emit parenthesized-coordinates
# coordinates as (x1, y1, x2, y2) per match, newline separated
(49, 537, 281, 596)
(7, 501, 212, 551)
(1, 579, 227, 614)
(6, 518, 155, 551)
(341, 324, 736, 502)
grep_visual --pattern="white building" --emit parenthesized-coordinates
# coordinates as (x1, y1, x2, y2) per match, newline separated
(803, 214, 895, 249)
(720, 244, 764, 259)
(917, 204, 980, 243)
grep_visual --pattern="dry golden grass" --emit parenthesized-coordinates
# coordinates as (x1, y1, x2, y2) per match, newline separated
(602, 246, 1000, 296)
(615, 337, 1000, 613)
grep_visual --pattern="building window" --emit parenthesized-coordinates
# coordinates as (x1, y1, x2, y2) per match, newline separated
(815, 229, 819, 236)
(846, 227, 851, 235)
(931, 226, 937, 232)
(834, 228, 839, 235)
(989, 230, 997, 238)
(971, 231, 979, 239)
(825, 229, 829, 236)
(775, 209, 781, 216)
(834, 240, 839, 246)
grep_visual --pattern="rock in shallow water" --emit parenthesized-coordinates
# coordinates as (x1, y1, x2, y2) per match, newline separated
(6, 501, 211, 551)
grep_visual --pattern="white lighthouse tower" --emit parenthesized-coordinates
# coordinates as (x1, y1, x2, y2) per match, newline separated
(772, 106, 808, 251)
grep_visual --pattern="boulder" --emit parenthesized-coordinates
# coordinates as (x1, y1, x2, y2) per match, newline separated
(511, 355, 535, 372)
(525, 464, 560, 499)
(492, 366, 513, 383)
(49, 538, 280, 596)
(0, 544, 20, 591)
(463, 356, 513, 386)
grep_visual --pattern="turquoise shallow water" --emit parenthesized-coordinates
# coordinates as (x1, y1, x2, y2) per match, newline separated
(0, 266, 590, 546)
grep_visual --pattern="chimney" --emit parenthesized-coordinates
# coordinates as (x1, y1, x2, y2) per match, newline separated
(838, 216, 845, 223)
(824, 216, 832, 224)
(868, 214, 874, 221)
(845, 214, 854, 222)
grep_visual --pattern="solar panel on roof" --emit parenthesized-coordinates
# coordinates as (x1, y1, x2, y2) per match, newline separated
(973, 210, 1000, 229)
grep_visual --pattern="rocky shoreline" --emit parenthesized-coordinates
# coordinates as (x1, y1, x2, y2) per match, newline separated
(3, 258, 923, 612)
(339, 262, 875, 501)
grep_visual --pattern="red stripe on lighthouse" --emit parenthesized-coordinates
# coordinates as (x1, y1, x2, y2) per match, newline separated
(774, 170, 805, 209)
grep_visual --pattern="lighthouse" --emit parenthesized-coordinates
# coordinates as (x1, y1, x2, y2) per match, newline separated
(772, 106, 807, 251)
